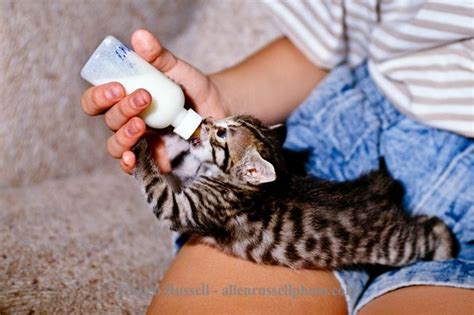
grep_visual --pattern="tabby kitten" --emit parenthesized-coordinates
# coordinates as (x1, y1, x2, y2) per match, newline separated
(133, 115, 457, 269)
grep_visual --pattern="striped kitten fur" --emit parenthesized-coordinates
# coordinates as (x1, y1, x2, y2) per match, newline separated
(133, 115, 457, 269)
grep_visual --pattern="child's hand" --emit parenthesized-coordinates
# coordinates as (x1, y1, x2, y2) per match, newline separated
(80, 29, 229, 174)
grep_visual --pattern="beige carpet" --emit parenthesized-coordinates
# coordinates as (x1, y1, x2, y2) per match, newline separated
(1, 167, 172, 313)
(0, 0, 280, 313)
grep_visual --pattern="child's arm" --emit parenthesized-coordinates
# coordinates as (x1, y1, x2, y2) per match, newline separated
(211, 37, 327, 125)
(80, 29, 327, 174)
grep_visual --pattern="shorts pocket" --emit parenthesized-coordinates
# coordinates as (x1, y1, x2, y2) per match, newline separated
(413, 145, 474, 246)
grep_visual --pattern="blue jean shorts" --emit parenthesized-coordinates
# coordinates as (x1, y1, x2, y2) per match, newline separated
(284, 62, 474, 313)
(173, 62, 474, 314)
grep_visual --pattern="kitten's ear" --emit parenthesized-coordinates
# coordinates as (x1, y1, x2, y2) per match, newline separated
(240, 148, 276, 185)
(268, 124, 287, 145)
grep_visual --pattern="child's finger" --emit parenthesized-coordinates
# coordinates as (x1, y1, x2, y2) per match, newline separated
(107, 117, 146, 158)
(81, 83, 124, 116)
(104, 88, 151, 131)
(132, 29, 178, 73)
(131, 29, 210, 105)
(121, 151, 136, 174)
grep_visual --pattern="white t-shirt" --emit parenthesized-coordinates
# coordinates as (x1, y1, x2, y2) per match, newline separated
(263, 0, 474, 137)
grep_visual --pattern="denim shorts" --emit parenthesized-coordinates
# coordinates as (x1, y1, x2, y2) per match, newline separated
(172, 62, 474, 314)
(283, 62, 474, 313)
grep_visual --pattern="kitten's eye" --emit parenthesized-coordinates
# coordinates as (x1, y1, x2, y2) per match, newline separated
(216, 128, 227, 139)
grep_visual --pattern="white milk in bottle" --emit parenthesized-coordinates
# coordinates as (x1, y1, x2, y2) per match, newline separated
(81, 36, 201, 139)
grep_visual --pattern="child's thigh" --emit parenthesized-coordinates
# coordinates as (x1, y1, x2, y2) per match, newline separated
(148, 238, 347, 314)
(359, 285, 474, 315)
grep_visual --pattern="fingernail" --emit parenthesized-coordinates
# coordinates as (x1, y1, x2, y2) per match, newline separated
(105, 85, 121, 100)
(132, 94, 147, 108)
(126, 121, 140, 136)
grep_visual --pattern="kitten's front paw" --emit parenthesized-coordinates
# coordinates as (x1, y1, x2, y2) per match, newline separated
(132, 139, 150, 178)
(133, 138, 149, 158)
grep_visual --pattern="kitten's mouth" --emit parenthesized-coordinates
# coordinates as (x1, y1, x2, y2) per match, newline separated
(190, 125, 204, 147)
(191, 137, 202, 146)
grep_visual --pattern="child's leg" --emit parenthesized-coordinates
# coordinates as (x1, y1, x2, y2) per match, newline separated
(359, 285, 474, 315)
(148, 238, 347, 314)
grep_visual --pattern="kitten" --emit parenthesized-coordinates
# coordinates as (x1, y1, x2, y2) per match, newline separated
(133, 115, 457, 269)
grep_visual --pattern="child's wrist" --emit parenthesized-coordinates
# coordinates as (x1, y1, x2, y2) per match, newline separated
(209, 72, 237, 117)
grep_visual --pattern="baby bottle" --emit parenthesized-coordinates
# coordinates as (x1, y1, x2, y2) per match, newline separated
(81, 36, 202, 139)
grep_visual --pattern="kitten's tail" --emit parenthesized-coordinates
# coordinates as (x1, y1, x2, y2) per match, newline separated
(414, 215, 458, 262)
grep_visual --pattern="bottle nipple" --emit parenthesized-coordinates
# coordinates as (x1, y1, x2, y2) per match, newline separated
(172, 108, 202, 140)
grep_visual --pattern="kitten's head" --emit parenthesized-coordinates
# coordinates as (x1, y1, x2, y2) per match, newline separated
(189, 115, 286, 186)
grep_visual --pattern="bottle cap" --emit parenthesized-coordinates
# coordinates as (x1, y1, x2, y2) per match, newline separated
(173, 109, 202, 140)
